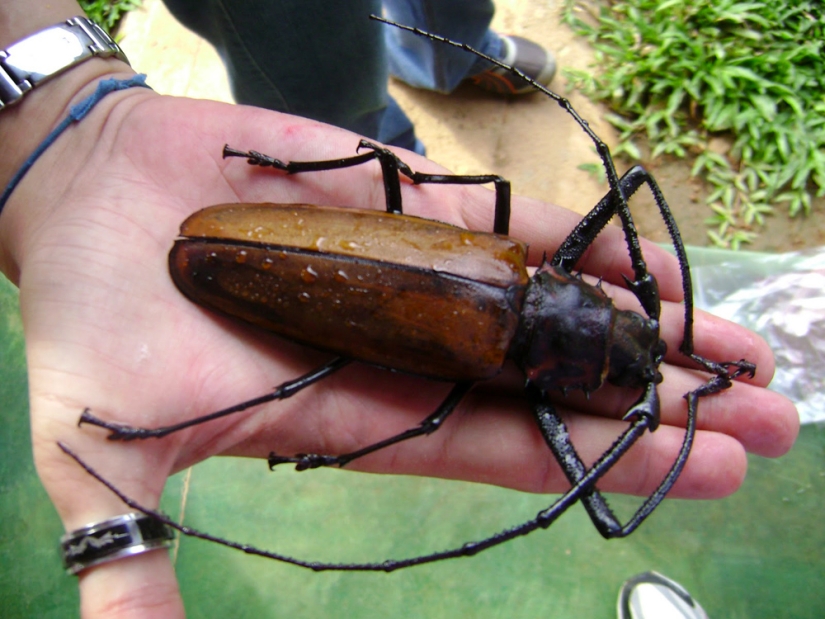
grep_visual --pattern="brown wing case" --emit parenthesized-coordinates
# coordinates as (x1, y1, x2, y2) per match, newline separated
(170, 203, 529, 381)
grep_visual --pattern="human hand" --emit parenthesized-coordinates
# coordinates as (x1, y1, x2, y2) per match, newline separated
(1, 82, 797, 618)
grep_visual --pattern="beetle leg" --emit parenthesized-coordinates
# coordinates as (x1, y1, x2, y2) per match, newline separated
(223, 144, 375, 173)
(526, 384, 622, 537)
(267, 381, 473, 471)
(58, 410, 653, 571)
(526, 380, 703, 539)
(372, 19, 631, 248)
(551, 165, 667, 321)
(224, 141, 411, 215)
(402, 170, 512, 235)
(551, 165, 756, 383)
(613, 378, 705, 537)
(224, 141, 514, 232)
(78, 357, 351, 441)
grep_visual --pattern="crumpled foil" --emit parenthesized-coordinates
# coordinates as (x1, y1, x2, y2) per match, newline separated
(687, 246, 825, 425)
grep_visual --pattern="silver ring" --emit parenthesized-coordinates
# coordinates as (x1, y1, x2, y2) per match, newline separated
(60, 512, 175, 575)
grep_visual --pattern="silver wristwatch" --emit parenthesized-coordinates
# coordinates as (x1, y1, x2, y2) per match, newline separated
(0, 16, 129, 112)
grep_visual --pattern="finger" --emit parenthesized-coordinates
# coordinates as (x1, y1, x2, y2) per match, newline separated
(225, 369, 750, 501)
(554, 411, 748, 500)
(562, 363, 799, 458)
(658, 302, 776, 384)
(475, 193, 686, 301)
(32, 399, 184, 619)
(332, 393, 748, 501)
(655, 365, 798, 457)
(79, 552, 183, 619)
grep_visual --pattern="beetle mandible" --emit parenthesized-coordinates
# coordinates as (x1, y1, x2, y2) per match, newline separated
(67, 16, 755, 572)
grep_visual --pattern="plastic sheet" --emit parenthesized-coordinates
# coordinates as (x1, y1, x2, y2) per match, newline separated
(686, 246, 825, 425)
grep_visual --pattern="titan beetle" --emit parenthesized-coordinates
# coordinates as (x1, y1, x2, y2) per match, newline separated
(66, 17, 755, 572)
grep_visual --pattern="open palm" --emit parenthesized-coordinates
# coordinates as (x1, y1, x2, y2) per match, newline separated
(3, 90, 796, 618)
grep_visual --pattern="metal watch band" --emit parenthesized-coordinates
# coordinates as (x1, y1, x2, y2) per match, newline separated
(0, 16, 129, 112)
(61, 512, 175, 575)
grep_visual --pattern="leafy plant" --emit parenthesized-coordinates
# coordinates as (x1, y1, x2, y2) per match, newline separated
(79, 0, 142, 34)
(562, 0, 825, 248)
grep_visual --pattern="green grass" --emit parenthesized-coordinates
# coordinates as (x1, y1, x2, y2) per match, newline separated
(563, 0, 825, 249)
(79, 0, 142, 34)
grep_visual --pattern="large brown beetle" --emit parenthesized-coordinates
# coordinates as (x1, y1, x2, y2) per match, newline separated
(66, 17, 755, 572)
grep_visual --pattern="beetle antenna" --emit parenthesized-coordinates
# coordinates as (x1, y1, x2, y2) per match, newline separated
(369, 15, 622, 189)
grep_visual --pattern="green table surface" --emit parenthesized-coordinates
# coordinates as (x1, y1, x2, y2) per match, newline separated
(2, 269, 823, 619)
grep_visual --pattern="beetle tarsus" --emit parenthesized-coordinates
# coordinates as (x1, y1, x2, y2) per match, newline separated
(222, 145, 249, 159)
(223, 144, 289, 170)
(684, 354, 757, 384)
(731, 359, 757, 379)
(701, 359, 757, 400)
(296, 454, 342, 471)
(268, 452, 342, 471)
(78, 408, 148, 441)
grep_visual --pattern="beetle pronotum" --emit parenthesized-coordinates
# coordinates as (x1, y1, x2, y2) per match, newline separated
(62, 16, 754, 571)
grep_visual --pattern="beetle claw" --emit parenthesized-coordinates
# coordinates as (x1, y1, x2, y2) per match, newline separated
(267, 452, 296, 470)
(621, 382, 660, 431)
(78, 408, 146, 441)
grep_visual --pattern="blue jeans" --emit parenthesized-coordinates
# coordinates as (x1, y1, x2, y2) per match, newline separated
(161, 0, 502, 154)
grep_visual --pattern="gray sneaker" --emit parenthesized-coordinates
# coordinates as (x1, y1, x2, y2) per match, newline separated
(467, 34, 557, 95)
(618, 571, 709, 619)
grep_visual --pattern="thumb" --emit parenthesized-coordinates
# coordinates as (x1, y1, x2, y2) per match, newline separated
(34, 405, 186, 619)
(79, 550, 183, 618)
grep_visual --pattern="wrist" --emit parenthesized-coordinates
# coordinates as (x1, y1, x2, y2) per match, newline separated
(0, 12, 136, 189)
(0, 4, 108, 171)
(0, 53, 136, 180)
(0, 10, 140, 281)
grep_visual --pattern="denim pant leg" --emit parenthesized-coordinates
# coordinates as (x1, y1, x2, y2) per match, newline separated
(160, 0, 423, 150)
(160, 0, 500, 153)
(383, 0, 501, 93)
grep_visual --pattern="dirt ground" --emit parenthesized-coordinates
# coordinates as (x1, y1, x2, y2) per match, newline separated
(634, 160, 825, 252)
(388, 1, 825, 254)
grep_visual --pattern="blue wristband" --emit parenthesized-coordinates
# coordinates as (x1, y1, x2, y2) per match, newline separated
(0, 74, 152, 215)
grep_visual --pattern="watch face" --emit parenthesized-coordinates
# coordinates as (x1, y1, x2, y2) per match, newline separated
(6, 27, 87, 81)
(0, 18, 126, 111)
